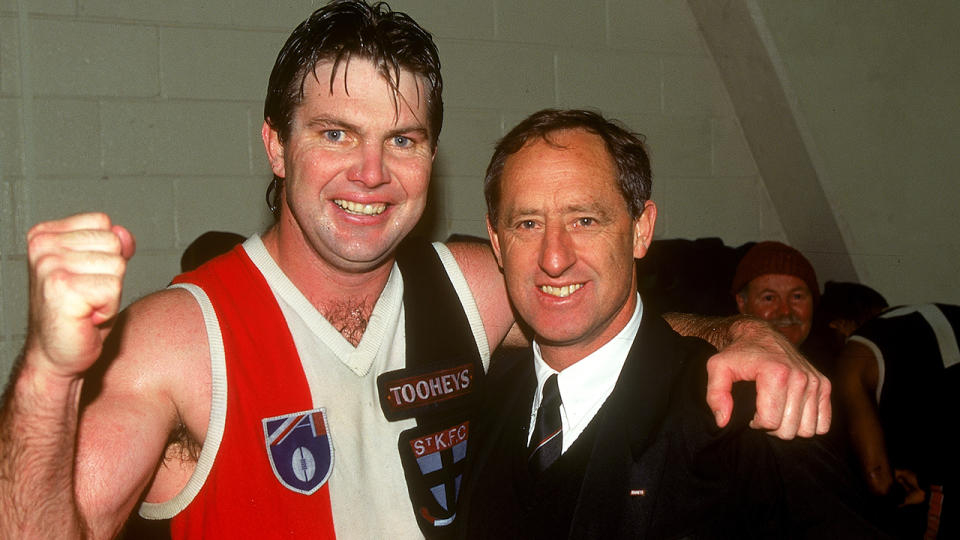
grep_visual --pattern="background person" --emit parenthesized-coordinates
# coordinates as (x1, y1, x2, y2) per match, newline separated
(836, 302, 959, 539)
(732, 240, 819, 348)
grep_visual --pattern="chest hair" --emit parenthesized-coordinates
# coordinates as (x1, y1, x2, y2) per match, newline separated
(322, 299, 373, 347)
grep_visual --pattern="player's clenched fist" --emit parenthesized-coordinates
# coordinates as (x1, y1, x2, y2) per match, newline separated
(25, 212, 136, 378)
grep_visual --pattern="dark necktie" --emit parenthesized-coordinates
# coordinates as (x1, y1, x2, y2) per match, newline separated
(528, 374, 562, 475)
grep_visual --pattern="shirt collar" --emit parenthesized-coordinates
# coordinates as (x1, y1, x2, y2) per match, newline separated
(531, 294, 644, 421)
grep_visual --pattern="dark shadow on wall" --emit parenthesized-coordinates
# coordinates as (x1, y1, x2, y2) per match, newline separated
(636, 237, 752, 317)
(408, 160, 448, 242)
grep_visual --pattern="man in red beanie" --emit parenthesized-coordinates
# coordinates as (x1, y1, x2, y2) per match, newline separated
(732, 241, 819, 346)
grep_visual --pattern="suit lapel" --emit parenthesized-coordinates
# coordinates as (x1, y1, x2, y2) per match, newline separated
(460, 353, 537, 526)
(474, 354, 536, 462)
(569, 313, 688, 538)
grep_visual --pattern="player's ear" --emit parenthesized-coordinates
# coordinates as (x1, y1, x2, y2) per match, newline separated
(262, 121, 285, 178)
(632, 200, 657, 259)
(486, 215, 504, 268)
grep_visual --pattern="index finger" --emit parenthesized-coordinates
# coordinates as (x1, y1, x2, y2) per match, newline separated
(705, 355, 737, 428)
(28, 212, 114, 238)
(29, 214, 136, 260)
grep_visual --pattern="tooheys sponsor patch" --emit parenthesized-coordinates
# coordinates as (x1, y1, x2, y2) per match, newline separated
(377, 363, 476, 421)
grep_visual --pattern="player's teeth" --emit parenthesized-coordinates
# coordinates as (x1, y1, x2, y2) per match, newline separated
(335, 200, 386, 215)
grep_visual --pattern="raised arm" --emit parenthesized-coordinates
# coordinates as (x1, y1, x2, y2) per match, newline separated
(664, 312, 830, 439)
(0, 213, 204, 539)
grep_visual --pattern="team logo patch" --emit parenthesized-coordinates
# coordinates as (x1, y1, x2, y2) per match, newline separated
(262, 408, 333, 495)
(399, 420, 470, 532)
(378, 362, 476, 421)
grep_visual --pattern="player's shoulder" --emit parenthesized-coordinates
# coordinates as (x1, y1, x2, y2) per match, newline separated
(102, 287, 211, 397)
(444, 238, 501, 297)
(123, 287, 207, 346)
(445, 237, 494, 265)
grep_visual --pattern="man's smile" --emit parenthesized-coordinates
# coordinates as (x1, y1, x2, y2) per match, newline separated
(539, 283, 584, 298)
(334, 199, 387, 216)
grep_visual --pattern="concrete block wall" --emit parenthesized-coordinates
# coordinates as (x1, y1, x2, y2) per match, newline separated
(0, 0, 780, 380)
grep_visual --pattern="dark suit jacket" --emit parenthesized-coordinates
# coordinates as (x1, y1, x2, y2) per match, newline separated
(457, 312, 884, 539)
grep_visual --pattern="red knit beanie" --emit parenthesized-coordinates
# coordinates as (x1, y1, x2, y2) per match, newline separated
(731, 241, 819, 303)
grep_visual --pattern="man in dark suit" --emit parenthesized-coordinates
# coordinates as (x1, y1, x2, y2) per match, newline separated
(456, 109, 883, 538)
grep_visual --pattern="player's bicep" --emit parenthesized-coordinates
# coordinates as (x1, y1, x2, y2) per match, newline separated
(73, 289, 208, 536)
(75, 391, 178, 535)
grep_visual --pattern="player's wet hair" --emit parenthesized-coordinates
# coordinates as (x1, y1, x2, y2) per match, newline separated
(264, 0, 443, 217)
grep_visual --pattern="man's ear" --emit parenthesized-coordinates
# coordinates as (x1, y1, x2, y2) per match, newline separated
(486, 214, 504, 268)
(735, 291, 748, 314)
(632, 200, 657, 259)
(262, 121, 285, 178)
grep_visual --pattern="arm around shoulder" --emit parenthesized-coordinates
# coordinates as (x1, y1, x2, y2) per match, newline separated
(446, 240, 523, 352)
(664, 313, 830, 439)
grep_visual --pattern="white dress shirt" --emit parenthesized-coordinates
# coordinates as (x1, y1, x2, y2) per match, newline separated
(528, 295, 644, 452)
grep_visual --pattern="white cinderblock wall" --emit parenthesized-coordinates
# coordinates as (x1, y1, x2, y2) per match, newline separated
(1, 0, 777, 380)
(752, 0, 960, 309)
(15, 1, 959, 379)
